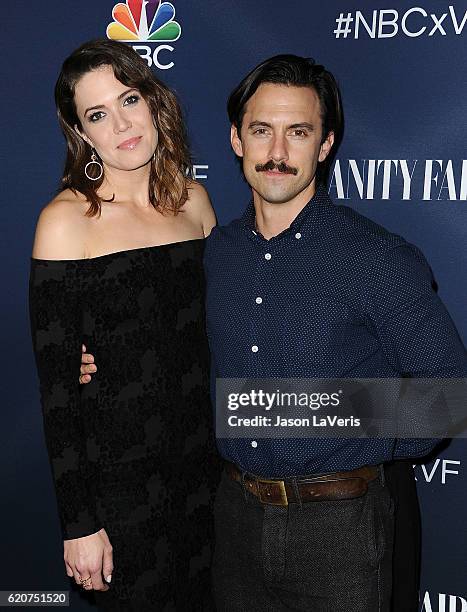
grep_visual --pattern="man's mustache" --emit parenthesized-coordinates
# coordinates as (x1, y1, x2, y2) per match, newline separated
(255, 160, 298, 175)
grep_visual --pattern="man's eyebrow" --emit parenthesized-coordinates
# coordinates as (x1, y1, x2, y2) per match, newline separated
(247, 121, 315, 130)
(248, 121, 273, 129)
(288, 122, 315, 131)
(84, 88, 137, 115)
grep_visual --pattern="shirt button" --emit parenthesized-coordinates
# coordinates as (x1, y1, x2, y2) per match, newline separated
(255, 297, 263, 304)
(295, 232, 302, 239)
(265, 253, 272, 260)
(251, 440, 258, 448)
(251, 345, 259, 353)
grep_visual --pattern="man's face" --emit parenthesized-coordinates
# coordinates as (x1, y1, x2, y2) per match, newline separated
(231, 83, 334, 205)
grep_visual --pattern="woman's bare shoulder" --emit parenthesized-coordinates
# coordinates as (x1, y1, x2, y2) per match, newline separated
(32, 189, 90, 260)
(184, 181, 217, 237)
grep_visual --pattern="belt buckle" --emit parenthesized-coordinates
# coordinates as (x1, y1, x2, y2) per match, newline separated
(257, 478, 288, 506)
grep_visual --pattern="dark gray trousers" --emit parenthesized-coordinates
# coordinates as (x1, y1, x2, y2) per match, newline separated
(212, 467, 394, 611)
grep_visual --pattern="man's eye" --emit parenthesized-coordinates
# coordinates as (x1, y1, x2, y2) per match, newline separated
(124, 94, 140, 106)
(292, 129, 307, 137)
(89, 112, 105, 123)
(254, 128, 268, 135)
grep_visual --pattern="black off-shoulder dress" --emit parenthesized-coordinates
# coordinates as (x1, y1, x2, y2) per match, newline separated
(29, 238, 221, 611)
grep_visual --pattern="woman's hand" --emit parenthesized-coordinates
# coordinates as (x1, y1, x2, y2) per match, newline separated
(64, 528, 113, 591)
(79, 344, 97, 384)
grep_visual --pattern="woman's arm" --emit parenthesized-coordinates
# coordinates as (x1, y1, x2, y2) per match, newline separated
(32, 195, 87, 260)
(30, 201, 112, 591)
(186, 181, 217, 237)
(29, 258, 100, 539)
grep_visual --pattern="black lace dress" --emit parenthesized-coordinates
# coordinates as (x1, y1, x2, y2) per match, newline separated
(29, 238, 221, 611)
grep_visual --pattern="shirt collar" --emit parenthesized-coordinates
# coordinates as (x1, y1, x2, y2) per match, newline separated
(240, 183, 334, 238)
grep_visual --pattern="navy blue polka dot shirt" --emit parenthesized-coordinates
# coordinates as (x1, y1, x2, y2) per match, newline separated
(204, 185, 467, 477)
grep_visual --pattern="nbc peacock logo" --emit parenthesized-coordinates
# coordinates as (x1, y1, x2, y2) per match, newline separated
(106, 0, 181, 69)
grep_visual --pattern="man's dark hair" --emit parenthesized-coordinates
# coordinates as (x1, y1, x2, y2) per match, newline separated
(227, 54, 343, 184)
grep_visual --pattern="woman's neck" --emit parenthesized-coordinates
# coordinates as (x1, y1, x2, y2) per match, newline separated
(98, 161, 152, 208)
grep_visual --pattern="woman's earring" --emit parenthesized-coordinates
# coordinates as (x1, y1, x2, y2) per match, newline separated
(85, 148, 104, 181)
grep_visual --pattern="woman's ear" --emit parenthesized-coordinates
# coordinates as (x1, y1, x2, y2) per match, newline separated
(74, 123, 94, 148)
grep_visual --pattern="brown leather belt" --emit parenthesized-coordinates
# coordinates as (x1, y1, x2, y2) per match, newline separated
(225, 462, 379, 506)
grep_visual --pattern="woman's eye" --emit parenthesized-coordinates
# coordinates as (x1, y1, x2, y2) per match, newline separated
(124, 94, 140, 106)
(89, 111, 105, 123)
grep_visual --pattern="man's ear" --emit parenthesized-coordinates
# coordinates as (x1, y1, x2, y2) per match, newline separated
(230, 124, 244, 158)
(318, 131, 334, 163)
(74, 124, 94, 149)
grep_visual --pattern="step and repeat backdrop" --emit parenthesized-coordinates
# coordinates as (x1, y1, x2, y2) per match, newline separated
(2, 1, 466, 610)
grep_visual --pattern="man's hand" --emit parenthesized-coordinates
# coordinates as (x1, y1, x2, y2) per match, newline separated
(64, 528, 113, 591)
(80, 344, 97, 385)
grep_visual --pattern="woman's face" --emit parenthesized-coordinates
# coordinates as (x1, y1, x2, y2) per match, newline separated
(73, 64, 158, 172)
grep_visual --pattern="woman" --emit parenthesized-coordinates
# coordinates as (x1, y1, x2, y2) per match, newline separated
(29, 39, 220, 611)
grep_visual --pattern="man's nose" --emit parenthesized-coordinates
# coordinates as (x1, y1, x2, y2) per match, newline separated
(268, 134, 288, 163)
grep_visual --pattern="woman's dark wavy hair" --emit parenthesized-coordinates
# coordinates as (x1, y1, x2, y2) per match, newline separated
(55, 38, 192, 217)
(227, 54, 343, 184)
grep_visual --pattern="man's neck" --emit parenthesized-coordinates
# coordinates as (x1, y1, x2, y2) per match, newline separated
(253, 182, 317, 240)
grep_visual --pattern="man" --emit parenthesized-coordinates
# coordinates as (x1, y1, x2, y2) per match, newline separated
(81, 56, 466, 610)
